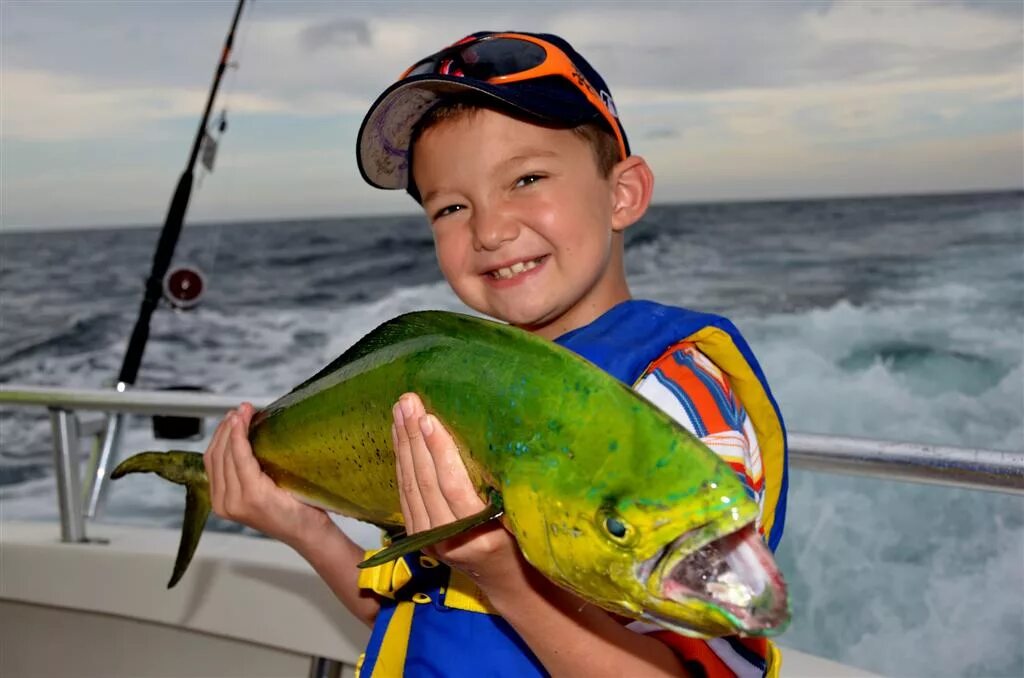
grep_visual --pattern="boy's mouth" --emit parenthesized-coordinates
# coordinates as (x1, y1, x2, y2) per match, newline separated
(486, 255, 547, 281)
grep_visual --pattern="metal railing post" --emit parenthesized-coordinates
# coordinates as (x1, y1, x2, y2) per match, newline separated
(47, 407, 86, 542)
(308, 656, 343, 678)
(84, 411, 124, 518)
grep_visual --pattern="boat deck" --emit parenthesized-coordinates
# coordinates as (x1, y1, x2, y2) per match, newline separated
(1, 520, 878, 677)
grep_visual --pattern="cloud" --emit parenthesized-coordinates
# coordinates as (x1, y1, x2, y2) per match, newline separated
(647, 129, 1024, 203)
(803, 2, 1021, 52)
(6, 2, 1019, 128)
(1, 69, 286, 142)
(620, 70, 1022, 149)
(644, 127, 679, 140)
(543, 2, 1021, 94)
(1, 0, 1021, 227)
(300, 18, 372, 51)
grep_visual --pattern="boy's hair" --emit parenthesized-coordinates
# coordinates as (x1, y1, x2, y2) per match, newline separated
(407, 93, 621, 204)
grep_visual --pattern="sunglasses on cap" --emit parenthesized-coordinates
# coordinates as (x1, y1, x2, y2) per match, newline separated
(400, 32, 628, 162)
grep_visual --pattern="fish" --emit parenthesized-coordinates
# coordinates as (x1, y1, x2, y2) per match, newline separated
(111, 310, 789, 638)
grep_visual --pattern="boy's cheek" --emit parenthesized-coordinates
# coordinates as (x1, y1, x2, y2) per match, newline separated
(433, 234, 471, 272)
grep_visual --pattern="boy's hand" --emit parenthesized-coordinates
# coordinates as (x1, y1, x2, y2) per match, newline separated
(203, 402, 334, 550)
(392, 393, 523, 582)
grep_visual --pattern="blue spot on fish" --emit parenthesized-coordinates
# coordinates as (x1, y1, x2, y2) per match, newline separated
(510, 441, 529, 456)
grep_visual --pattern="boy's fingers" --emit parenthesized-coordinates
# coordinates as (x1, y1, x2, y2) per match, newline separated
(392, 423, 413, 531)
(393, 399, 429, 533)
(203, 416, 224, 475)
(420, 414, 485, 518)
(227, 415, 262, 490)
(221, 416, 244, 506)
(237, 402, 255, 425)
(206, 415, 232, 513)
(402, 396, 456, 527)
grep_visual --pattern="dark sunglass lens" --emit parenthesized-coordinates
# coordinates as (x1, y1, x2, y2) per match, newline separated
(458, 38, 546, 79)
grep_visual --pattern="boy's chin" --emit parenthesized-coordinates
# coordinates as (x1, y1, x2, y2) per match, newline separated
(466, 294, 571, 335)
(475, 304, 545, 329)
(496, 306, 569, 337)
(495, 310, 549, 329)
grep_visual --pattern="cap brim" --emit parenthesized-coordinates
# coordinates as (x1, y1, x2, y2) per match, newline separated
(356, 74, 596, 191)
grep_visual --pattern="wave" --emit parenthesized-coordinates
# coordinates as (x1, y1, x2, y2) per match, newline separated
(837, 340, 1007, 397)
(0, 311, 123, 366)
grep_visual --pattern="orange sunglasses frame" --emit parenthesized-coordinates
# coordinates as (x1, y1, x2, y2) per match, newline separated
(401, 32, 628, 161)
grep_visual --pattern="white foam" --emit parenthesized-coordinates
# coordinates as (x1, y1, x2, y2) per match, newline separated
(739, 298, 1023, 676)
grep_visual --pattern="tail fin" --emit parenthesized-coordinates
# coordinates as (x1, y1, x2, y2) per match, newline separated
(111, 451, 210, 588)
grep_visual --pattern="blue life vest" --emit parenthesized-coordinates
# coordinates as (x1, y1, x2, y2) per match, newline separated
(354, 300, 788, 677)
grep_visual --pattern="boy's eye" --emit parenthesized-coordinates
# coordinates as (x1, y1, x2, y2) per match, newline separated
(514, 174, 543, 188)
(433, 204, 465, 220)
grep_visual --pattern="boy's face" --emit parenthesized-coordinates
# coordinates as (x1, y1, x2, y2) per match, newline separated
(412, 109, 631, 339)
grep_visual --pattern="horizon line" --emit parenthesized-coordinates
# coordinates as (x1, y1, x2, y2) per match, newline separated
(3, 185, 1021, 235)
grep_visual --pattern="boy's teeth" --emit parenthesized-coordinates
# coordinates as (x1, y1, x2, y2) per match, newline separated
(492, 257, 542, 280)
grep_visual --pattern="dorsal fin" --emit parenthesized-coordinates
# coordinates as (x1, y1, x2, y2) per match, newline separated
(250, 310, 513, 424)
(285, 311, 441, 395)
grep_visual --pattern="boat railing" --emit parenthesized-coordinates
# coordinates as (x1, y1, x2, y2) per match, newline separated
(2, 383, 1022, 547)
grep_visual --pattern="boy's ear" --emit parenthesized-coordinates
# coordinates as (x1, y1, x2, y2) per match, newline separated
(609, 156, 655, 233)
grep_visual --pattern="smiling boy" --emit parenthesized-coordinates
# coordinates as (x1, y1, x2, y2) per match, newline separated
(205, 31, 788, 677)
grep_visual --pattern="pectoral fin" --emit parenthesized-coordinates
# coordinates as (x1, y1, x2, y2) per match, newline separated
(358, 492, 504, 569)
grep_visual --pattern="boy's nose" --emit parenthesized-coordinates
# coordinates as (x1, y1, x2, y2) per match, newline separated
(471, 211, 520, 251)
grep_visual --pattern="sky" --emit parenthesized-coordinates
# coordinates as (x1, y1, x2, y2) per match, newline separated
(2, 0, 1022, 230)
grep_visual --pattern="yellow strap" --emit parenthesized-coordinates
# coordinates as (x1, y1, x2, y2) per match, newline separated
(765, 639, 783, 678)
(357, 548, 413, 599)
(442, 567, 499, 615)
(684, 327, 786, 541)
(369, 600, 415, 678)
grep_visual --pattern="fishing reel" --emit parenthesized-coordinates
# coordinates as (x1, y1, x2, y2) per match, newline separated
(163, 265, 206, 310)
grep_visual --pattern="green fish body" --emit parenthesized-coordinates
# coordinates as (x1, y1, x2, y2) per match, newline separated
(113, 311, 788, 637)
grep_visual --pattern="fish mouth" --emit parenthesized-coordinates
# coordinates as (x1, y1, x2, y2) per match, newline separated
(641, 523, 789, 636)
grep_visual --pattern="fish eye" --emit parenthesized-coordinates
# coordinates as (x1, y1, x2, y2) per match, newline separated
(605, 516, 628, 538)
(598, 508, 637, 545)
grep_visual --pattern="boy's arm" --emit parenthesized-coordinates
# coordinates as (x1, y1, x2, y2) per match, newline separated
(204, 403, 382, 627)
(393, 393, 693, 677)
(477, 553, 696, 677)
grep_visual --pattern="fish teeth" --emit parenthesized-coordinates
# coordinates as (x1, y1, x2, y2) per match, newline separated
(491, 257, 542, 280)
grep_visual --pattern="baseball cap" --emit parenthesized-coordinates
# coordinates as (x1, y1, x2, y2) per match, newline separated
(356, 31, 631, 194)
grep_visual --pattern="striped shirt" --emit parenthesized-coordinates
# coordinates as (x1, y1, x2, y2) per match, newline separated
(628, 340, 772, 677)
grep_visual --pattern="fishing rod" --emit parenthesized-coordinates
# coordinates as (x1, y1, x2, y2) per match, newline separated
(84, 0, 247, 518)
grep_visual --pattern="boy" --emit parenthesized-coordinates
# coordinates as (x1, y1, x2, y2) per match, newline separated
(205, 31, 787, 677)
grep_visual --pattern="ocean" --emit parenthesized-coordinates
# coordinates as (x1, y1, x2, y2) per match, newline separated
(2, 191, 1022, 677)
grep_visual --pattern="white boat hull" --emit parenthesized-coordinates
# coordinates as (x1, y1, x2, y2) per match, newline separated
(1, 520, 877, 677)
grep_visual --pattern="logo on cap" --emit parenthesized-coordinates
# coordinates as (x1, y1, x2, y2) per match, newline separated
(600, 91, 619, 119)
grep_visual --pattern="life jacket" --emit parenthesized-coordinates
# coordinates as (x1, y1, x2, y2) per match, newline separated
(354, 300, 788, 677)
(555, 300, 788, 550)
